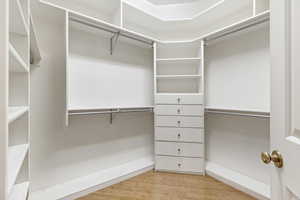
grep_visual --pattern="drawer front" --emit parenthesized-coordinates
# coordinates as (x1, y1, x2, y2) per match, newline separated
(156, 141, 204, 157)
(155, 105, 204, 116)
(155, 127, 204, 143)
(155, 116, 204, 128)
(155, 94, 203, 105)
(156, 156, 204, 173)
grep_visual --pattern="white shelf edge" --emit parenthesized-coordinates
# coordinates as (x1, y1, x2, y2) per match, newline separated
(8, 144, 29, 194)
(156, 57, 201, 62)
(9, 182, 29, 200)
(40, 0, 269, 44)
(8, 106, 29, 124)
(156, 75, 202, 79)
(155, 93, 203, 96)
(30, 15, 42, 65)
(10, 0, 29, 35)
(160, 10, 270, 44)
(206, 161, 270, 200)
(9, 43, 29, 73)
(39, 0, 159, 43)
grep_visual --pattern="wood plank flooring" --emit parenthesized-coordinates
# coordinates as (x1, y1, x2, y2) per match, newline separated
(77, 171, 256, 200)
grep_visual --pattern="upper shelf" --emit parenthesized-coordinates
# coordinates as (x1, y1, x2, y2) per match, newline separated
(8, 182, 29, 200)
(7, 144, 29, 194)
(30, 16, 42, 65)
(8, 106, 29, 124)
(9, 0, 28, 36)
(40, 0, 122, 26)
(123, 0, 253, 41)
(68, 11, 156, 45)
(40, 0, 270, 42)
(9, 44, 29, 73)
(161, 10, 270, 43)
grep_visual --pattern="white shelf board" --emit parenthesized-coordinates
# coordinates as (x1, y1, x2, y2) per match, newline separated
(69, 11, 157, 43)
(7, 144, 29, 194)
(162, 10, 270, 43)
(9, 44, 29, 73)
(30, 16, 42, 65)
(9, 182, 29, 200)
(123, 0, 252, 41)
(8, 106, 29, 124)
(9, 0, 28, 35)
(123, 0, 225, 22)
(156, 75, 201, 79)
(156, 93, 203, 95)
(206, 162, 270, 200)
(156, 58, 201, 62)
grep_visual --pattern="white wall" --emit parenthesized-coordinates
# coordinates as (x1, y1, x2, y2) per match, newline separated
(205, 24, 270, 112)
(30, 0, 154, 192)
(205, 24, 270, 185)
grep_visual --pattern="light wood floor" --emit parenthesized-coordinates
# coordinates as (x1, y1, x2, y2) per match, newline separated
(77, 171, 256, 200)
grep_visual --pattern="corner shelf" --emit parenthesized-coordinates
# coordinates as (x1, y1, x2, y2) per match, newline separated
(9, 0, 28, 35)
(156, 75, 201, 79)
(7, 144, 29, 194)
(8, 107, 29, 124)
(9, 44, 29, 73)
(156, 58, 201, 62)
(8, 182, 29, 200)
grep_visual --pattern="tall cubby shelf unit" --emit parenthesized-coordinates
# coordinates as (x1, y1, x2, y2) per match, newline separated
(0, 0, 31, 199)
(154, 41, 205, 174)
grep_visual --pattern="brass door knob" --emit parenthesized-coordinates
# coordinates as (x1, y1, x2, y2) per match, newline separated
(261, 150, 283, 168)
(261, 152, 271, 164)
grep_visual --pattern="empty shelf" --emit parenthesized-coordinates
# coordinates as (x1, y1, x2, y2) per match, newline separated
(157, 58, 201, 62)
(9, 44, 29, 73)
(30, 16, 42, 65)
(156, 75, 201, 79)
(8, 144, 29, 194)
(8, 106, 28, 124)
(9, 182, 29, 200)
(9, 0, 28, 35)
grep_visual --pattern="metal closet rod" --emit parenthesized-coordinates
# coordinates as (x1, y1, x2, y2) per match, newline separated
(205, 18, 269, 42)
(70, 18, 154, 46)
(205, 110, 270, 118)
(69, 108, 154, 116)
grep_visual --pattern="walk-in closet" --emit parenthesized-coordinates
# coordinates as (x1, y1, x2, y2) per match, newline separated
(1, 0, 300, 200)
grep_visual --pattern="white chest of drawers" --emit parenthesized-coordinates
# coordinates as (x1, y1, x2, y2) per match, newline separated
(154, 94, 205, 174)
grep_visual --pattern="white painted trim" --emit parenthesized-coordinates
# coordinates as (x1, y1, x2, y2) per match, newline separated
(29, 157, 154, 200)
(206, 161, 270, 200)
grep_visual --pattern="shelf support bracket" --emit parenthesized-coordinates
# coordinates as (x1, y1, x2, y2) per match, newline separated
(110, 31, 120, 55)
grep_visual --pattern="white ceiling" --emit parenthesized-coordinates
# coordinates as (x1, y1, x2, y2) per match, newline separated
(146, 0, 199, 5)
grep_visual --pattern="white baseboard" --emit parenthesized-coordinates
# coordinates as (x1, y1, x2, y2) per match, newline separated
(206, 161, 270, 200)
(30, 157, 154, 200)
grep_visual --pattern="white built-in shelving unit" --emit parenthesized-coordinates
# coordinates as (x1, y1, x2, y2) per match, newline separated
(154, 39, 205, 174)
(35, 0, 270, 199)
(1, 0, 32, 199)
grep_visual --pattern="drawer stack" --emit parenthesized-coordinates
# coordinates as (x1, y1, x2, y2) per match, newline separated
(154, 94, 205, 174)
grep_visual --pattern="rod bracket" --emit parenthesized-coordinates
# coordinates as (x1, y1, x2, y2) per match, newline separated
(110, 31, 120, 55)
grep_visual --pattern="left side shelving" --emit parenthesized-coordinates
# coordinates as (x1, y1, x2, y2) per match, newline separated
(1, 0, 31, 199)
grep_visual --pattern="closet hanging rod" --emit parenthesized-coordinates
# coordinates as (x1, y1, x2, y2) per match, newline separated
(69, 108, 154, 116)
(70, 18, 154, 46)
(205, 18, 269, 42)
(205, 110, 270, 118)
